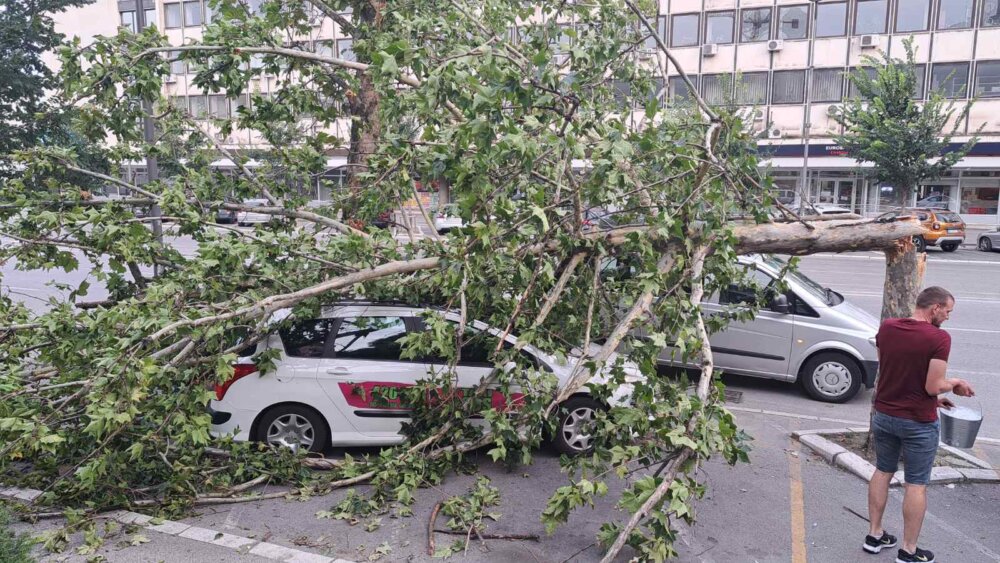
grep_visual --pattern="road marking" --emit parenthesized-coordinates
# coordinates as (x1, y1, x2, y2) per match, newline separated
(806, 254, 1000, 266)
(839, 291, 1000, 304)
(787, 439, 808, 563)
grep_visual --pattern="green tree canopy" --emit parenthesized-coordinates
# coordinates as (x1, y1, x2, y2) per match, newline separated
(831, 40, 978, 195)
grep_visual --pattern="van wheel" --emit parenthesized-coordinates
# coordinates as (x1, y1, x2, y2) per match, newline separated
(255, 404, 329, 453)
(799, 353, 862, 403)
(912, 236, 927, 253)
(940, 242, 959, 252)
(551, 397, 604, 456)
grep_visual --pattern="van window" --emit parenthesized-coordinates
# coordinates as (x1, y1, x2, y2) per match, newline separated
(719, 267, 774, 306)
(279, 319, 334, 358)
(332, 316, 408, 360)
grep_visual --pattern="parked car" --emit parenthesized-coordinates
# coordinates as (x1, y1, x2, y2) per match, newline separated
(237, 199, 273, 226)
(978, 228, 1000, 252)
(915, 194, 951, 209)
(215, 208, 238, 224)
(798, 203, 854, 217)
(877, 207, 965, 252)
(434, 204, 464, 233)
(656, 255, 879, 403)
(210, 303, 642, 454)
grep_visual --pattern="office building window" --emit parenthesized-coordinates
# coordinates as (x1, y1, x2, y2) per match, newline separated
(849, 67, 878, 97)
(671, 14, 699, 47)
(778, 6, 808, 40)
(705, 11, 734, 44)
(164, 3, 182, 28)
(937, 0, 973, 29)
(668, 76, 696, 103)
(736, 72, 768, 105)
(816, 2, 847, 37)
(931, 62, 970, 98)
(772, 70, 805, 103)
(740, 8, 771, 43)
(183, 1, 203, 26)
(984, 0, 1000, 27)
(855, 0, 887, 34)
(120, 11, 136, 32)
(975, 61, 1000, 98)
(337, 38, 355, 61)
(188, 95, 209, 118)
(640, 16, 666, 52)
(169, 51, 186, 74)
(701, 74, 728, 105)
(144, 8, 156, 27)
(209, 95, 229, 118)
(811, 68, 845, 102)
(896, 0, 930, 32)
(911, 64, 927, 99)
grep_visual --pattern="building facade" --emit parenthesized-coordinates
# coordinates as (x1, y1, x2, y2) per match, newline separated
(52, 0, 1000, 225)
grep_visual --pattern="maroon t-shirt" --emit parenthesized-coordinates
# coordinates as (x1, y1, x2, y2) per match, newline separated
(874, 318, 951, 422)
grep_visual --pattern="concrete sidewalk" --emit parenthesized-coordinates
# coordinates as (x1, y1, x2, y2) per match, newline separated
(11, 409, 1000, 562)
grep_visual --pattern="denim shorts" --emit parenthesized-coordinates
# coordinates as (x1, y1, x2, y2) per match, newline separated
(872, 410, 940, 485)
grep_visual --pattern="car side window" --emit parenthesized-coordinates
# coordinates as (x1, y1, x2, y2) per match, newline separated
(790, 294, 819, 318)
(279, 319, 334, 358)
(332, 316, 409, 360)
(719, 267, 775, 306)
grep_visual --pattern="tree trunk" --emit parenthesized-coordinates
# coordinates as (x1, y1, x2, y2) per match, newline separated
(880, 236, 927, 321)
(344, 0, 385, 218)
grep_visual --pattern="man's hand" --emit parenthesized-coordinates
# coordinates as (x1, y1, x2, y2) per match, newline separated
(952, 379, 976, 397)
(938, 397, 956, 410)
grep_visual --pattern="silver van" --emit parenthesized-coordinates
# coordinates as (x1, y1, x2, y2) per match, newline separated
(659, 255, 879, 403)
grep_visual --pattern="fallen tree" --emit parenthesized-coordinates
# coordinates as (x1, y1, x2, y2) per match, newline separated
(1, 0, 922, 559)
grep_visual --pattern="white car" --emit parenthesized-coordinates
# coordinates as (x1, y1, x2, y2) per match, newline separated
(799, 203, 854, 217)
(237, 198, 273, 226)
(434, 204, 464, 233)
(210, 303, 642, 455)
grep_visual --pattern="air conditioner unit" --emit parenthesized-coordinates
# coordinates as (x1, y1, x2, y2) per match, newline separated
(753, 108, 766, 122)
(860, 35, 879, 48)
(637, 49, 657, 61)
(702, 43, 718, 57)
(164, 75, 176, 83)
(767, 39, 784, 52)
(767, 127, 782, 139)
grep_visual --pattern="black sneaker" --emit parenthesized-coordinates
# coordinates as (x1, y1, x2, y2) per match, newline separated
(863, 531, 898, 553)
(896, 547, 935, 563)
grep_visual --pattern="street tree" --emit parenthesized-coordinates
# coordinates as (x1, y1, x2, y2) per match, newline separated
(0, 0, 921, 559)
(0, 0, 106, 182)
(831, 40, 977, 319)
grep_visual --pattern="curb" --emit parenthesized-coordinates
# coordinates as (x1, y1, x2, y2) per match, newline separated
(0, 486, 354, 563)
(792, 429, 1000, 487)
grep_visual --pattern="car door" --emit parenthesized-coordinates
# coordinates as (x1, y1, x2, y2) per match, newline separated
(701, 266, 794, 378)
(316, 315, 426, 437)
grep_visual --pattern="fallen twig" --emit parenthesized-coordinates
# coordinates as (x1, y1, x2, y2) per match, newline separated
(427, 500, 443, 556)
(433, 529, 539, 541)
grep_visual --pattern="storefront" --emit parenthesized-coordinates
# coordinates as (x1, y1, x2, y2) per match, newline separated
(760, 142, 1000, 225)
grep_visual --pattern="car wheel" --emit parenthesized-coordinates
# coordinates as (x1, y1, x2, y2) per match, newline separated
(255, 405, 329, 453)
(940, 242, 959, 252)
(912, 236, 927, 253)
(799, 352, 863, 403)
(980, 237, 994, 252)
(551, 396, 605, 456)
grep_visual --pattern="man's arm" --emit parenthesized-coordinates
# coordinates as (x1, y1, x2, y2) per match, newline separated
(924, 359, 975, 397)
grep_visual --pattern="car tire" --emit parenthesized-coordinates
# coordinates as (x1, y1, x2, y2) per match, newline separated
(912, 236, 927, 253)
(940, 242, 959, 252)
(254, 404, 329, 454)
(980, 237, 994, 252)
(799, 352, 863, 403)
(550, 396, 605, 456)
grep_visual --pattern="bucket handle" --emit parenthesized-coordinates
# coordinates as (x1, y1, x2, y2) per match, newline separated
(942, 393, 982, 416)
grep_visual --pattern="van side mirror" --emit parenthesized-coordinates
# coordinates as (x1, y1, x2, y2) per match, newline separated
(770, 294, 791, 314)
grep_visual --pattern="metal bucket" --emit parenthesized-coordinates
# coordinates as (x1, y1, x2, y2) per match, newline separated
(939, 397, 983, 449)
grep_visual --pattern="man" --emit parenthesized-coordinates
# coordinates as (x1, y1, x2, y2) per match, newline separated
(864, 286, 975, 563)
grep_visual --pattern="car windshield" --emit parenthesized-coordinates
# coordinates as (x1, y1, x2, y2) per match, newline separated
(935, 211, 962, 223)
(760, 255, 832, 305)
